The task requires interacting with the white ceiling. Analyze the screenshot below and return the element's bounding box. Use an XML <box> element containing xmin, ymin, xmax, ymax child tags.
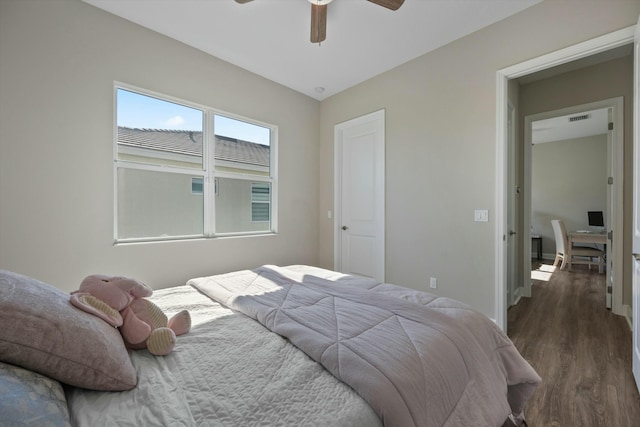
<box><xmin>532</xmin><ymin>108</ymin><xmax>609</xmax><ymax>145</ymax></box>
<box><xmin>83</xmin><ymin>0</ymin><xmax>607</xmax><ymax>143</ymax></box>
<box><xmin>83</xmin><ymin>0</ymin><xmax>541</xmax><ymax>100</ymax></box>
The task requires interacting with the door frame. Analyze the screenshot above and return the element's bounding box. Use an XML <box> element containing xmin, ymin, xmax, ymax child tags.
<box><xmin>507</xmin><ymin>101</ymin><xmax>519</xmax><ymax>306</ymax></box>
<box><xmin>631</xmin><ymin>14</ymin><xmax>640</xmax><ymax>395</ymax></box>
<box><xmin>495</xmin><ymin>25</ymin><xmax>636</xmax><ymax>331</ymax></box>
<box><xmin>522</xmin><ymin>99</ymin><xmax>623</xmax><ymax>311</ymax></box>
<box><xmin>334</xmin><ymin>109</ymin><xmax>386</xmax><ymax>280</ymax></box>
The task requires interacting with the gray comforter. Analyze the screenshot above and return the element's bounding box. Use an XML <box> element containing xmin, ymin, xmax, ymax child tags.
<box><xmin>189</xmin><ymin>265</ymin><xmax>541</xmax><ymax>427</ymax></box>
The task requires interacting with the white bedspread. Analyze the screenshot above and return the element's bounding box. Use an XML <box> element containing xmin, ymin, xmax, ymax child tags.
<box><xmin>65</xmin><ymin>283</ymin><xmax>381</xmax><ymax>426</ymax></box>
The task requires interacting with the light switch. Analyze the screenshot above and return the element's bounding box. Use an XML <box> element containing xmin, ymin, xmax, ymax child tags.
<box><xmin>474</xmin><ymin>210</ymin><xmax>489</xmax><ymax>222</ymax></box>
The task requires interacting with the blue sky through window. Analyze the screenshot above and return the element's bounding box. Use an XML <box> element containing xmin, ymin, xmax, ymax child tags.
<box><xmin>117</xmin><ymin>89</ymin><xmax>270</xmax><ymax>146</ymax></box>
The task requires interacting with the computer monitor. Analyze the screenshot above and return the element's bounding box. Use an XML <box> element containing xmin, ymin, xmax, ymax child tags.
<box><xmin>588</xmin><ymin>211</ymin><xmax>604</xmax><ymax>227</ymax></box>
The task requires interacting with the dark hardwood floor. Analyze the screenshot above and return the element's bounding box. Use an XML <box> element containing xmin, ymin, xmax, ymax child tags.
<box><xmin>507</xmin><ymin>261</ymin><xmax>640</xmax><ymax>426</ymax></box>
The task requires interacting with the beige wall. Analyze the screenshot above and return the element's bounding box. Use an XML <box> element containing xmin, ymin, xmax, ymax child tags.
<box><xmin>532</xmin><ymin>135</ymin><xmax>608</xmax><ymax>255</ymax></box>
<box><xmin>1</xmin><ymin>0</ymin><xmax>638</xmax><ymax>319</ymax></box>
<box><xmin>318</xmin><ymin>0</ymin><xmax>639</xmax><ymax>317</ymax></box>
<box><xmin>519</xmin><ymin>54</ymin><xmax>634</xmax><ymax>306</ymax></box>
<box><xmin>0</xmin><ymin>0</ymin><xmax>320</xmax><ymax>291</ymax></box>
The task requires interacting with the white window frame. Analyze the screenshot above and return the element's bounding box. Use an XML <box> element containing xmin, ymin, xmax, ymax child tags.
<box><xmin>113</xmin><ymin>82</ymin><xmax>278</xmax><ymax>243</ymax></box>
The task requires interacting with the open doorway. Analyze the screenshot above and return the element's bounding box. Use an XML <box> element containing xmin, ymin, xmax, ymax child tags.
<box><xmin>524</xmin><ymin>101</ymin><xmax>621</xmax><ymax>311</ymax></box>
<box><xmin>494</xmin><ymin>26</ymin><xmax>635</xmax><ymax>332</ymax></box>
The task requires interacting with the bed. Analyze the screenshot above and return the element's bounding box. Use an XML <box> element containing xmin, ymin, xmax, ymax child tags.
<box><xmin>0</xmin><ymin>265</ymin><xmax>540</xmax><ymax>426</ymax></box>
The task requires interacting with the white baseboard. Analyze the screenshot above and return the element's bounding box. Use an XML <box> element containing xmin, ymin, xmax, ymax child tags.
<box><xmin>513</xmin><ymin>286</ymin><xmax>523</xmax><ymax>306</ymax></box>
<box><xmin>539</xmin><ymin>253</ymin><xmax>555</xmax><ymax>261</ymax></box>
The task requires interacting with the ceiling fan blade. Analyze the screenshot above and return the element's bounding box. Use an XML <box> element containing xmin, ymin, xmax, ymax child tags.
<box><xmin>310</xmin><ymin>3</ymin><xmax>327</xmax><ymax>43</ymax></box>
<box><xmin>235</xmin><ymin>0</ymin><xmax>254</xmax><ymax>3</ymax></box>
<box><xmin>367</xmin><ymin>0</ymin><xmax>404</xmax><ymax>11</ymax></box>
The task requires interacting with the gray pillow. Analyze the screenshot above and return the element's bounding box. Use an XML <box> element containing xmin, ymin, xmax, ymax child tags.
<box><xmin>0</xmin><ymin>361</ymin><xmax>71</xmax><ymax>427</ymax></box>
<box><xmin>0</xmin><ymin>270</ymin><xmax>137</xmax><ymax>391</ymax></box>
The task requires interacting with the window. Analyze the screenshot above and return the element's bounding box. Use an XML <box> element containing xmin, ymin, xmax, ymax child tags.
<box><xmin>191</xmin><ymin>178</ymin><xmax>203</xmax><ymax>195</ymax></box>
<box><xmin>251</xmin><ymin>182</ymin><xmax>270</xmax><ymax>222</ymax></box>
<box><xmin>114</xmin><ymin>84</ymin><xmax>276</xmax><ymax>242</ymax></box>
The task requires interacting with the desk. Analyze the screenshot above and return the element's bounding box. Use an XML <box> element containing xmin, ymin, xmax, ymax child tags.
<box><xmin>567</xmin><ymin>231</ymin><xmax>607</xmax><ymax>273</ymax></box>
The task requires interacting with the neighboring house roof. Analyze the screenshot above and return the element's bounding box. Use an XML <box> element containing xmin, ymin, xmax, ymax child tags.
<box><xmin>117</xmin><ymin>127</ymin><xmax>270</xmax><ymax>167</ymax></box>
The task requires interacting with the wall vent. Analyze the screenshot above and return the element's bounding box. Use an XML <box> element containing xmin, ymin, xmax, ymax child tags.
<box><xmin>568</xmin><ymin>114</ymin><xmax>590</xmax><ymax>122</ymax></box>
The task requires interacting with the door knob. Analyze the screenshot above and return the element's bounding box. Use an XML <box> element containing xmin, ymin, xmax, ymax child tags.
<box><xmin>342</xmin><ymin>226</ymin><xmax>348</xmax><ymax>230</ymax></box>
<box><xmin>509</xmin><ymin>230</ymin><xmax>517</xmax><ymax>236</ymax></box>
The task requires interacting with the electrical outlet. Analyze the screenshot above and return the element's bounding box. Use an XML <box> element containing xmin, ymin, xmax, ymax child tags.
<box><xmin>429</xmin><ymin>277</ymin><xmax>437</xmax><ymax>289</ymax></box>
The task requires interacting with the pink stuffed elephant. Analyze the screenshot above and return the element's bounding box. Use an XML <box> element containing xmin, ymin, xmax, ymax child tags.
<box><xmin>70</xmin><ymin>275</ymin><xmax>191</xmax><ymax>356</ymax></box>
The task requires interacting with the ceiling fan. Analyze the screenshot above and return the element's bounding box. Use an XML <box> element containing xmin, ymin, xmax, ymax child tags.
<box><xmin>235</xmin><ymin>0</ymin><xmax>405</xmax><ymax>44</ymax></box>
